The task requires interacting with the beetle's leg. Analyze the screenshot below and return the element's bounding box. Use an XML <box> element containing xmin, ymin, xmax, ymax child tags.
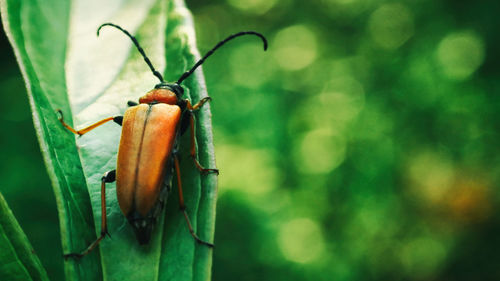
<box><xmin>187</xmin><ymin>97</ymin><xmax>212</xmax><ymax>111</ymax></box>
<box><xmin>174</xmin><ymin>155</ymin><xmax>214</xmax><ymax>248</ymax></box>
<box><xmin>184</xmin><ymin>98</ymin><xmax>219</xmax><ymax>175</ymax></box>
<box><xmin>57</xmin><ymin>109</ymin><xmax>123</xmax><ymax>136</ymax></box>
<box><xmin>127</xmin><ymin>101</ymin><xmax>139</xmax><ymax>106</ymax></box>
<box><xmin>64</xmin><ymin>170</ymin><xmax>116</xmax><ymax>259</ymax></box>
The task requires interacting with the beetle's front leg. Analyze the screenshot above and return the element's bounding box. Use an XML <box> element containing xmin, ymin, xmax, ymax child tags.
<box><xmin>57</xmin><ymin>109</ymin><xmax>123</xmax><ymax>136</ymax></box>
<box><xmin>64</xmin><ymin>170</ymin><xmax>116</xmax><ymax>259</ymax></box>
<box><xmin>187</xmin><ymin>97</ymin><xmax>211</xmax><ymax>111</ymax></box>
<box><xmin>184</xmin><ymin>98</ymin><xmax>219</xmax><ymax>175</ymax></box>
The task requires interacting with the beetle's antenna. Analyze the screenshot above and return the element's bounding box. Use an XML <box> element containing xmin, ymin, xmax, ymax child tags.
<box><xmin>97</xmin><ymin>23</ymin><xmax>164</xmax><ymax>83</ymax></box>
<box><xmin>177</xmin><ymin>31</ymin><xmax>267</xmax><ymax>84</ymax></box>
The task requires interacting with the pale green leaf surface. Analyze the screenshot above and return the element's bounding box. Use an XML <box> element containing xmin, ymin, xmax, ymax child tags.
<box><xmin>1</xmin><ymin>0</ymin><xmax>103</xmax><ymax>280</ymax></box>
<box><xmin>2</xmin><ymin>0</ymin><xmax>217</xmax><ymax>280</ymax></box>
<box><xmin>0</xmin><ymin>193</ymin><xmax>50</xmax><ymax>281</ymax></box>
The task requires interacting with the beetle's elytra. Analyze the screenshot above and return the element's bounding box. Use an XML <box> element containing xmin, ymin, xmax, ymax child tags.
<box><xmin>58</xmin><ymin>23</ymin><xmax>267</xmax><ymax>259</ymax></box>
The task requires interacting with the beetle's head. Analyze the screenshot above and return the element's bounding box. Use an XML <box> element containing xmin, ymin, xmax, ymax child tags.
<box><xmin>138</xmin><ymin>83</ymin><xmax>183</xmax><ymax>105</ymax></box>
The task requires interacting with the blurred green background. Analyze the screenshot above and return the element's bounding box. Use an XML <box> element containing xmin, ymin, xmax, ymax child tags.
<box><xmin>1</xmin><ymin>0</ymin><xmax>500</xmax><ymax>280</ymax></box>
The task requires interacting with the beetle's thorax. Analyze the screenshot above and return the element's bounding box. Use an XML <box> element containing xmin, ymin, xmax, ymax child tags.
<box><xmin>139</xmin><ymin>88</ymin><xmax>178</xmax><ymax>105</ymax></box>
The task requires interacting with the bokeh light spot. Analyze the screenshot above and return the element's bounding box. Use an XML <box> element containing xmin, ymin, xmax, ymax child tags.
<box><xmin>229</xmin><ymin>43</ymin><xmax>270</xmax><ymax>88</ymax></box>
<box><xmin>273</xmin><ymin>25</ymin><xmax>317</xmax><ymax>71</ymax></box>
<box><xmin>447</xmin><ymin>180</ymin><xmax>492</xmax><ymax>223</ymax></box>
<box><xmin>296</xmin><ymin>129</ymin><xmax>346</xmax><ymax>174</ymax></box>
<box><xmin>436</xmin><ymin>31</ymin><xmax>485</xmax><ymax>80</ymax></box>
<box><xmin>400</xmin><ymin>237</ymin><xmax>447</xmax><ymax>278</ymax></box>
<box><xmin>407</xmin><ymin>151</ymin><xmax>455</xmax><ymax>204</ymax></box>
<box><xmin>368</xmin><ymin>3</ymin><xmax>414</xmax><ymax>49</ymax></box>
<box><xmin>227</xmin><ymin>0</ymin><xmax>277</xmax><ymax>15</ymax></box>
<box><xmin>278</xmin><ymin>218</ymin><xmax>325</xmax><ymax>264</ymax></box>
<box><xmin>318</xmin><ymin>76</ymin><xmax>365</xmax><ymax>125</ymax></box>
<box><xmin>216</xmin><ymin>144</ymin><xmax>279</xmax><ymax>196</ymax></box>
<box><xmin>330</xmin><ymin>0</ymin><xmax>356</xmax><ymax>4</ymax></box>
<box><xmin>287</xmin><ymin>75</ymin><xmax>365</xmax><ymax>139</ymax></box>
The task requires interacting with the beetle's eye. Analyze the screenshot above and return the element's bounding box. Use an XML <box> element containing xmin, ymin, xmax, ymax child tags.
<box><xmin>127</xmin><ymin>101</ymin><xmax>139</xmax><ymax>107</ymax></box>
<box><xmin>174</xmin><ymin>84</ymin><xmax>184</xmax><ymax>96</ymax></box>
<box><xmin>173</xmin><ymin>84</ymin><xmax>184</xmax><ymax>96</ymax></box>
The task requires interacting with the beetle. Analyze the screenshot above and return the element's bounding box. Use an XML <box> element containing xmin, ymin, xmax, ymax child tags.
<box><xmin>58</xmin><ymin>23</ymin><xmax>267</xmax><ymax>258</ymax></box>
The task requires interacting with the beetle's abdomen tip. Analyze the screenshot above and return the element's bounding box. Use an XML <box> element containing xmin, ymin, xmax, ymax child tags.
<box><xmin>127</xmin><ymin>212</ymin><xmax>154</xmax><ymax>244</ymax></box>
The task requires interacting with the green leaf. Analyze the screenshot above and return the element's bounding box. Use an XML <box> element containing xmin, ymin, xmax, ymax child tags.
<box><xmin>1</xmin><ymin>0</ymin><xmax>218</xmax><ymax>280</ymax></box>
<box><xmin>0</xmin><ymin>192</ymin><xmax>50</xmax><ymax>281</ymax></box>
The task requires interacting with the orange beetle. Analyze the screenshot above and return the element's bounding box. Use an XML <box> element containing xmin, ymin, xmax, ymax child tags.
<box><xmin>58</xmin><ymin>23</ymin><xmax>267</xmax><ymax>258</ymax></box>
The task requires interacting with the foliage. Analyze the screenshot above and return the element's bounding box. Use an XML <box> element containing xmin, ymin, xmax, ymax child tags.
<box><xmin>1</xmin><ymin>0</ymin><xmax>217</xmax><ymax>280</ymax></box>
<box><xmin>0</xmin><ymin>193</ymin><xmax>49</xmax><ymax>281</ymax></box>
<box><xmin>1</xmin><ymin>0</ymin><xmax>500</xmax><ymax>281</ymax></box>
<box><xmin>189</xmin><ymin>0</ymin><xmax>500</xmax><ymax>281</ymax></box>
